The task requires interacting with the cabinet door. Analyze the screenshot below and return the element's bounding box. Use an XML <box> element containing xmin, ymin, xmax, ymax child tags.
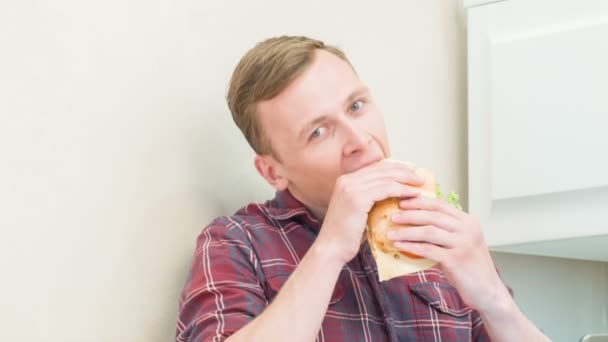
<box><xmin>467</xmin><ymin>0</ymin><xmax>608</xmax><ymax>256</ymax></box>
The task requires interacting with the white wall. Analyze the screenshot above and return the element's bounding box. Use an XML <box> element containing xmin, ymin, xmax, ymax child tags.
<box><xmin>1</xmin><ymin>0</ymin><xmax>605</xmax><ymax>341</ymax></box>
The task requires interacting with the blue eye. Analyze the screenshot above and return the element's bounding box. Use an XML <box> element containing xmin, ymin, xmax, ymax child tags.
<box><xmin>311</xmin><ymin>127</ymin><xmax>326</xmax><ymax>139</ymax></box>
<box><xmin>350</xmin><ymin>100</ymin><xmax>363</xmax><ymax>111</ymax></box>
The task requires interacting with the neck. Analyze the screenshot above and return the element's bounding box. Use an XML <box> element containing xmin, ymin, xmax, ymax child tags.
<box><xmin>308</xmin><ymin>206</ymin><xmax>326</xmax><ymax>223</ymax></box>
<box><xmin>285</xmin><ymin>186</ymin><xmax>327</xmax><ymax>223</ymax></box>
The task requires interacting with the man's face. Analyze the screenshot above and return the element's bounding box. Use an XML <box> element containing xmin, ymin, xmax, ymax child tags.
<box><xmin>257</xmin><ymin>50</ymin><xmax>390</xmax><ymax>216</ymax></box>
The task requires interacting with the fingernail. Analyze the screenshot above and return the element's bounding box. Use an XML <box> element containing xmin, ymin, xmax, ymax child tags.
<box><xmin>386</xmin><ymin>231</ymin><xmax>397</xmax><ymax>239</ymax></box>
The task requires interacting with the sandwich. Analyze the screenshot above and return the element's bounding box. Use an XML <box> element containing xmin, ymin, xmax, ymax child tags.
<box><xmin>366</xmin><ymin>162</ymin><xmax>462</xmax><ymax>281</ymax></box>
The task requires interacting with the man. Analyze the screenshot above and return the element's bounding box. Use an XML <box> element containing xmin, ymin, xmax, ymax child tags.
<box><xmin>176</xmin><ymin>36</ymin><xmax>549</xmax><ymax>341</ymax></box>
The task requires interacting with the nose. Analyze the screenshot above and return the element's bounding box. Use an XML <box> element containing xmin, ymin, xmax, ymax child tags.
<box><xmin>342</xmin><ymin>120</ymin><xmax>372</xmax><ymax>157</ymax></box>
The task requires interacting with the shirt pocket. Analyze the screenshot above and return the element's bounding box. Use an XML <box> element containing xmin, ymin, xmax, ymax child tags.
<box><xmin>265</xmin><ymin>274</ymin><xmax>345</xmax><ymax>305</ymax></box>
<box><xmin>409</xmin><ymin>282</ymin><xmax>472</xmax><ymax>317</ymax></box>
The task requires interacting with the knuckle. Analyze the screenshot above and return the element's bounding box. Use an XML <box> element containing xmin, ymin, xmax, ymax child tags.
<box><xmin>335</xmin><ymin>175</ymin><xmax>348</xmax><ymax>188</ymax></box>
<box><xmin>472</xmin><ymin>229</ymin><xmax>485</xmax><ymax>245</ymax></box>
<box><xmin>438</xmin><ymin>252</ymin><xmax>451</xmax><ymax>266</ymax></box>
<box><xmin>343</xmin><ymin>184</ymin><xmax>355</xmax><ymax>195</ymax></box>
<box><xmin>417</xmin><ymin>243</ymin><xmax>429</xmax><ymax>254</ymax></box>
<box><xmin>404</xmin><ymin>228</ymin><xmax>417</xmax><ymax>239</ymax></box>
<box><xmin>451</xmin><ymin>247</ymin><xmax>466</xmax><ymax>262</ymax></box>
<box><xmin>392</xmin><ymin>229</ymin><xmax>404</xmax><ymax>239</ymax></box>
<box><xmin>337</xmin><ymin>180</ymin><xmax>355</xmax><ymax>196</ymax></box>
<box><xmin>462</xmin><ymin>238</ymin><xmax>474</xmax><ymax>251</ymax></box>
<box><xmin>435</xmin><ymin>199</ymin><xmax>449</xmax><ymax>211</ymax></box>
<box><xmin>404</xmin><ymin>184</ymin><xmax>419</xmax><ymax>194</ymax></box>
<box><xmin>426</xmin><ymin>227</ymin><xmax>438</xmax><ymax>240</ymax></box>
<box><xmin>467</xmin><ymin>219</ymin><xmax>484</xmax><ymax>241</ymax></box>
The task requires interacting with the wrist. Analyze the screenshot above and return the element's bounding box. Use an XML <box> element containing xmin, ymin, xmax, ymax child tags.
<box><xmin>477</xmin><ymin>285</ymin><xmax>549</xmax><ymax>341</ymax></box>
<box><xmin>311</xmin><ymin>236</ymin><xmax>348</xmax><ymax>272</ymax></box>
<box><xmin>478</xmin><ymin>285</ymin><xmax>519</xmax><ymax>323</ymax></box>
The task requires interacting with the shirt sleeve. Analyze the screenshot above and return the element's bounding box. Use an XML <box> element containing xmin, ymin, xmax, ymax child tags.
<box><xmin>176</xmin><ymin>218</ymin><xmax>267</xmax><ymax>342</ymax></box>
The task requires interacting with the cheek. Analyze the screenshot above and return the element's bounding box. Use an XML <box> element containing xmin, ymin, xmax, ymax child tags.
<box><xmin>361</xmin><ymin>109</ymin><xmax>388</xmax><ymax>147</ymax></box>
<box><xmin>287</xmin><ymin>151</ymin><xmax>344</xmax><ymax>186</ymax></box>
<box><xmin>299</xmin><ymin>137</ymin><xmax>345</xmax><ymax>166</ymax></box>
<box><xmin>299</xmin><ymin>155</ymin><xmax>343</xmax><ymax>178</ymax></box>
<box><xmin>362</xmin><ymin>108</ymin><xmax>387</xmax><ymax>135</ymax></box>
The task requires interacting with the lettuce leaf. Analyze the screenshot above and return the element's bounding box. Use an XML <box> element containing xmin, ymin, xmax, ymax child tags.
<box><xmin>434</xmin><ymin>184</ymin><xmax>463</xmax><ymax>210</ymax></box>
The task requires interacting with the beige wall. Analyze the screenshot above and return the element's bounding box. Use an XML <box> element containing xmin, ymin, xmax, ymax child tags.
<box><xmin>1</xmin><ymin>0</ymin><xmax>605</xmax><ymax>341</ymax></box>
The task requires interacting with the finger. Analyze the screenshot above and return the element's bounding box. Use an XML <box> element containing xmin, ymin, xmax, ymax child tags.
<box><xmin>393</xmin><ymin>241</ymin><xmax>447</xmax><ymax>263</ymax></box>
<box><xmin>379</xmin><ymin>160</ymin><xmax>425</xmax><ymax>185</ymax></box>
<box><xmin>386</xmin><ymin>225</ymin><xmax>457</xmax><ymax>248</ymax></box>
<box><xmin>361</xmin><ymin>180</ymin><xmax>421</xmax><ymax>203</ymax></box>
<box><xmin>359</xmin><ymin>167</ymin><xmax>424</xmax><ymax>187</ymax></box>
<box><xmin>356</xmin><ymin>160</ymin><xmax>425</xmax><ymax>186</ymax></box>
<box><xmin>391</xmin><ymin>209</ymin><xmax>460</xmax><ymax>232</ymax></box>
<box><xmin>399</xmin><ymin>196</ymin><xmax>465</xmax><ymax>220</ymax></box>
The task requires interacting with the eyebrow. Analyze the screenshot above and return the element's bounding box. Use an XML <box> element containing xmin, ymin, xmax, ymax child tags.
<box><xmin>298</xmin><ymin>86</ymin><xmax>370</xmax><ymax>141</ymax></box>
<box><xmin>344</xmin><ymin>86</ymin><xmax>370</xmax><ymax>109</ymax></box>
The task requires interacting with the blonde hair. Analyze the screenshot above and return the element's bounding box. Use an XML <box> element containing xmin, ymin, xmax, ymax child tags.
<box><xmin>226</xmin><ymin>36</ymin><xmax>352</xmax><ymax>157</ymax></box>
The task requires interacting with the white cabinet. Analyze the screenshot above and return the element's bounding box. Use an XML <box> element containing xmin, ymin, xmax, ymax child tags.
<box><xmin>466</xmin><ymin>0</ymin><xmax>608</xmax><ymax>260</ymax></box>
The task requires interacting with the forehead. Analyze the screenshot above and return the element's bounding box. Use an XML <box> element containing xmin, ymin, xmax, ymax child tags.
<box><xmin>257</xmin><ymin>50</ymin><xmax>363</xmax><ymax>146</ymax></box>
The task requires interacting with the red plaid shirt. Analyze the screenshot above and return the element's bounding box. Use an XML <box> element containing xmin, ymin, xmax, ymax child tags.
<box><xmin>176</xmin><ymin>190</ymin><xmax>493</xmax><ymax>341</ymax></box>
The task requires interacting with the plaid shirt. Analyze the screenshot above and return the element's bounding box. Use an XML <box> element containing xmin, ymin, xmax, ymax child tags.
<box><xmin>176</xmin><ymin>190</ymin><xmax>493</xmax><ymax>341</ymax></box>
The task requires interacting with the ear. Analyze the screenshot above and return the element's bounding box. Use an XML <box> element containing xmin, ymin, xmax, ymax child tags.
<box><xmin>254</xmin><ymin>154</ymin><xmax>289</xmax><ymax>191</ymax></box>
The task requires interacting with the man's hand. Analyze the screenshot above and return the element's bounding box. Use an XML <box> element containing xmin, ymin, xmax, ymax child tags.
<box><xmin>386</xmin><ymin>195</ymin><xmax>550</xmax><ymax>341</ymax></box>
<box><xmin>317</xmin><ymin>160</ymin><xmax>425</xmax><ymax>266</ymax></box>
<box><xmin>387</xmin><ymin>196</ymin><xmax>507</xmax><ymax>312</ymax></box>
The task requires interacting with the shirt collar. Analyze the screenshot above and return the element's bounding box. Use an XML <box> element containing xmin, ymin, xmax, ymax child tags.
<box><xmin>265</xmin><ymin>189</ymin><xmax>321</xmax><ymax>229</ymax></box>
